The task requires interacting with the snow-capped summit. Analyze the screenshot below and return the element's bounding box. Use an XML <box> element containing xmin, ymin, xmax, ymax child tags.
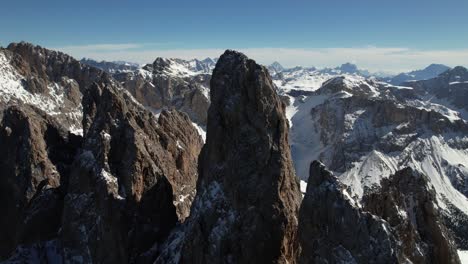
<box><xmin>145</xmin><ymin>57</ymin><xmax>215</xmax><ymax>77</ymax></box>
<box><xmin>267</xmin><ymin>61</ymin><xmax>285</xmax><ymax>74</ymax></box>
<box><xmin>328</xmin><ymin>63</ymin><xmax>371</xmax><ymax>76</ymax></box>
<box><xmin>201</xmin><ymin>57</ymin><xmax>216</xmax><ymax>67</ymax></box>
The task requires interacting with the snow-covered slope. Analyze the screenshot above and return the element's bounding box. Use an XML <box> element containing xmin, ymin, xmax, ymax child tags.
<box><xmin>271</xmin><ymin>63</ymin><xmax>371</xmax><ymax>93</ymax></box>
<box><xmin>285</xmin><ymin>73</ymin><xmax>468</xmax><ymax>249</ymax></box>
<box><xmin>146</xmin><ymin>57</ymin><xmax>215</xmax><ymax>78</ymax></box>
<box><xmin>0</xmin><ymin>49</ymin><xmax>83</xmax><ymax>134</ymax></box>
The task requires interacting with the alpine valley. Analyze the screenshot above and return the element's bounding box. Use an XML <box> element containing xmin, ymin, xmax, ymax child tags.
<box><xmin>1</xmin><ymin>42</ymin><xmax>468</xmax><ymax>263</ymax></box>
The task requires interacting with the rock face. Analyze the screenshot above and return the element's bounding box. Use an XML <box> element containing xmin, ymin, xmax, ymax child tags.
<box><xmin>114</xmin><ymin>58</ymin><xmax>212</xmax><ymax>126</ymax></box>
<box><xmin>363</xmin><ymin>168</ymin><xmax>461</xmax><ymax>264</ymax></box>
<box><xmin>404</xmin><ymin>66</ymin><xmax>468</xmax><ymax>114</ymax></box>
<box><xmin>298</xmin><ymin>161</ymin><xmax>399</xmax><ymax>264</ymax></box>
<box><xmin>0</xmin><ymin>43</ymin><xmax>204</xmax><ymax>263</ymax></box>
<box><xmin>0</xmin><ymin>104</ymin><xmax>81</xmax><ymax>260</ymax></box>
<box><xmin>157</xmin><ymin>50</ymin><xmax>302</xmax><ymax>263</ymax></box>
<box><xmin>60</xmin><ymin>82</ymin><xmax>203</xmax><ymax>263</ymax></box>
<box><xmin>1</xmin><ymin>42</ymin><xmax>114</xmax><ymax>133</ymax></box>
<box><xmin>299</xmin><ymin>161</ymin><xmax>462</xmax><ymax>264</ymax></box>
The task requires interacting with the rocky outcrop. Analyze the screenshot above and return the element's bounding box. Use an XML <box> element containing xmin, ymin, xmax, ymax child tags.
<box><xmin>1</xmin><ymin>42</ymin><xmax>115</xmax><ymax>132</ymax></box>
<box><xmin>0</xmin><ymin>104</ymin><xmax>81</xmax><ymax>259</ymax></box>
<box><xmin>298</xmin><ymin>161</ymin><xmax>400</xmax><ymax>264</ymax></box>
<box><xmin>157</xmin><ymin>50</ymin><xmax>301</xmax><ymax>263</ymax></box>
<box><xmin>363</xmin><ymin>168</ymin><xmax>461</xmax><ymax>264</ymax></box>
<box><xmin>299</xmin><ymin>161</ymin><xmax>462</xmax><ymax>264</ymax></box>
<box><xmin>7</xmin><ymin>42</ymin><xmax>112</xmax><ymax>91</ymax></box>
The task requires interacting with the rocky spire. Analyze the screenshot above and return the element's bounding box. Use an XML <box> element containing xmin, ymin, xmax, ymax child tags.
<box><xmin>158</xmin><ymin>50</ymin><xmax>302</xmax><ymax>263</ymax></box>
<box><xmin>61</xmin><ymin>82</ymin><xmax>204</xmax><ymax>263</ymax></box>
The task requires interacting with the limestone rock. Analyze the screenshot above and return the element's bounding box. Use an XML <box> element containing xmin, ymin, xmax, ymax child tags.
<box><xmin>157</xmin><ymin>50</ymin><xmax>302</xmax><ymax>264</ymax></box>
<box><xmin>298</xmin><ymin>161</ymin><xmax>399</xmax><ymax>264</ymax></box>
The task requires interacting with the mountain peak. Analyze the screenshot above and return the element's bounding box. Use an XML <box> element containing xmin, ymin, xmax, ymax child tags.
<box><xmin>425</xmin><ymin>63</ymin><xmax>450</xmax><ymax>70</ymax></box>
<box><xmin>157</xmin><ymin>49</ymin><xmax>301</xmax><ymax>263</ymax></box>
<box><xmin>201</xmin><ymin>57</ymin><xmax>215</xmax><ymax>65</ymax></box>
<box><xmin>389</xmin><ymin>63</ymin><xmax>452</xmax><ymax>85</ymax></box>
<box><xmin>269</xmin><ymin>61</ymin><xmax>285</xmax><ymax>72</ymax></box>
<box><xmin>338</xmin><ymin>62</ymin><xmax>359</xmax><ymax>73</ymax></box>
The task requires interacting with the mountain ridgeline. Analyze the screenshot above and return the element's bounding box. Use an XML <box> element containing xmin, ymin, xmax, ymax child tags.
<box><xmin>0</xmin><ymin>42</ymin><xmax>466</xmax><ymax>263</ymax></box>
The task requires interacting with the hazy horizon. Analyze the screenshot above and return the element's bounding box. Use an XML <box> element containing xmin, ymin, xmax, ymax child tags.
<box><xmin>2</xmin><ymin>0</ymin><xmax>468</xmax><ymax>72</ymax></box>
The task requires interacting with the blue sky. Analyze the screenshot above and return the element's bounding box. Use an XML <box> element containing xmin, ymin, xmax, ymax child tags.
<box><xmin>1</xmin><ymin>0</ymin><xmax>468</xmax><ymax>72</ymax></box>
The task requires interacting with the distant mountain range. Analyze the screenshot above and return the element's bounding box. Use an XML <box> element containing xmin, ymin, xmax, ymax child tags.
<box><xmin>79</xmin><ymin>58</ymin><xmax>140</xmax><ymax>73</ymax></box>
<box><xmin>80</xmin><ymin>57</ymin><xmax>452</xmax><ymax>86</ymax></box>
<box><xmin>386</xmin><ymin>63</ymin><xmax>452</xmax><ymax>85</ymax></box>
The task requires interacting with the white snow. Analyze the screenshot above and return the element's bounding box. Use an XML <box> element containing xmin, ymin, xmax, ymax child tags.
<box><xmin>191</xmin><ymin>122</ymin><xmax>206</xmax><ymax>142</ymax></box>
<box><xmin>289</xmin><ymin>94</ymin><xmax>329</xmax><ymax>180</ymax></box>
<box><xmin>102</xmin><ymin>131</ymin><xmax>111</xmax><ymax>141</ymax></box>
<box><xmin>137</xmin><ymin>68</ymin><xmax>153</xmax><ymax>80</ymax></box>
<box><xmin>156</xmin><ymin>58</ymin><xmax>215</xmax><ymax>78</ymax></box>
<box><xmin>300</xmin><ymin>180</ymin><xmax>307</xmax><ymax>194</ymax></box>
<box><xmin>176</xmin><ymin>140</ymin><xmax>184</xmax><ymax>150</ymax></box>
<box><xmin>199</xmin><ymin>84</ymin><xmax>210</xmax><ymax>100</ymax></box>
<box><xmin>70</xmin><ymin>128</ymin><xmax>84</xmax><ymax>136</ymax></box>
<box><xmin>340</xmin><ymin>150</ymin><xmax>398</xmax><ymax>197</ymax></box>
<box><xmin>100</xmin><ymin>169</ymin><xmax>125</xmax><ymax>200</ymax></box>
<box><xmin>459</xmin><ymin>250</ymin><xmax>468</xmax><ymax>264</ymax></box>
<box><xmin>449</xmin><ymin>81</ymin><xmax>468</xmax><ymax>85</ymax></box>
<box><xmin>408</xmin><ymin>99</ymin><xmax>464</xmax><ymax>122</ymax></box>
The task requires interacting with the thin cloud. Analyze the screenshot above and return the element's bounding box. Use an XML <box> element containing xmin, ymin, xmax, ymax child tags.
<box><xmin>57</xmin><ymin>43</ymin><xmax>143</xmax><ymax>52</ymax></box>
<box><xmin>55</xmin><ymin>42</ymin><xmax>182</xmax><ymax>53</ymax></box>
<box><xmin>53</xmin><ymin>44</ymin><xmax>468</xmax><ymax>73</ymax></box>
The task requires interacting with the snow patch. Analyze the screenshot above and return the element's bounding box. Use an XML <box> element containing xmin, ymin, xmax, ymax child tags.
<box><xmin>0</xmin><ymin>51</ymin><xmax>83</xmax><ymax>132</ymax></box>
<box><xmin>459</xmin><ymin>250</ymin><xmax>468</xmax><ymax>264</ymax></box>
<box><xmin>191</xmin><ymin>122</ymin><xmax>206</xmax><ymax>142</ymax></box>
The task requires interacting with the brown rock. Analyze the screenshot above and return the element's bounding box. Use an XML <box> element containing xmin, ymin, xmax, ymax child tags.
<box><xmin>298</xmin><ymin>161</ymin><xmax>399</xmax><ymax>264</ymax></box>
<box><xmin>363</xmin><ymin>168</ymin><xmax>461</xmax><ymax>264</ymax></box>
<box><xmin>0</xmin><ymin>105</ymin><xmax>80</xmax><ymax>259</ymax></box>
<box><xmin>61</xmin><ymin>82</ymin><xmax>203</xmax><ymax>263</ymax></box>
<box><xmin>157</xmin><ymin>50</ymin><xmax>302</xmax><ymax>264</ymax></box>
